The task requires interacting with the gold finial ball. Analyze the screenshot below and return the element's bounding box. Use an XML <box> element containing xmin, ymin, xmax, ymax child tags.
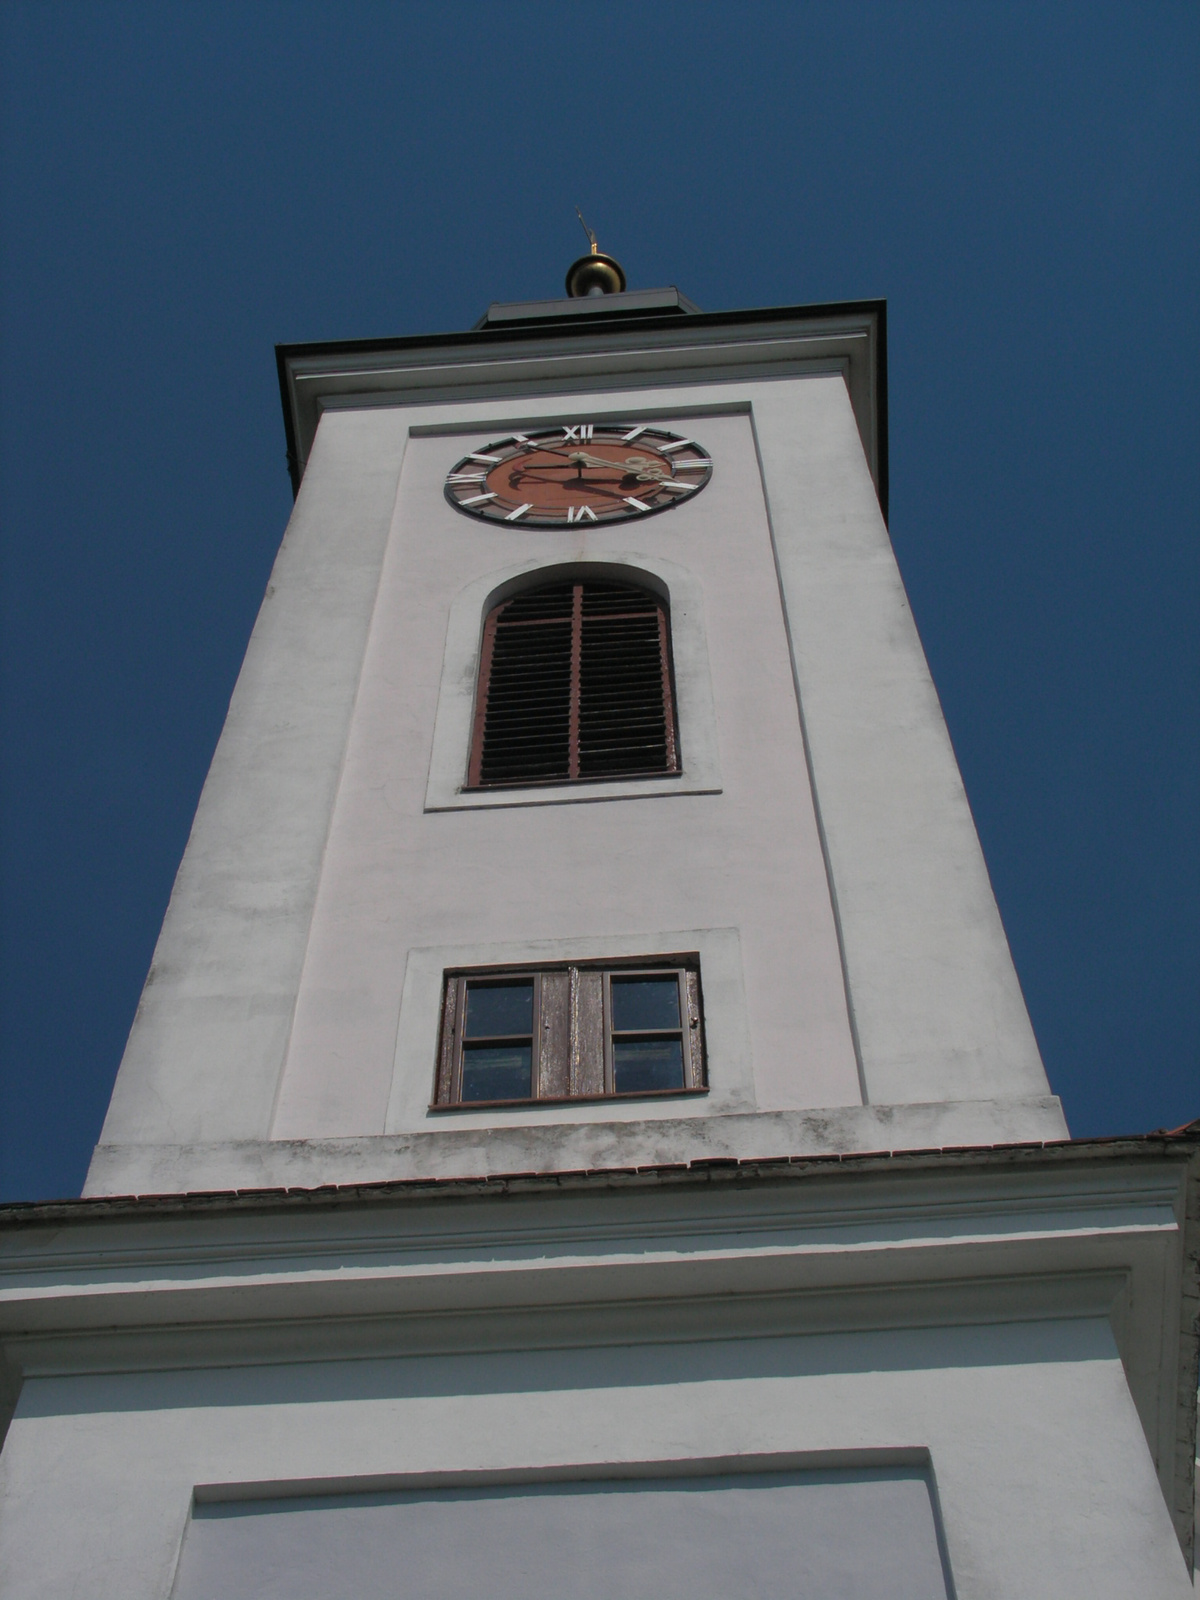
<box><xmin>565</xmin><ymin>252</ymin><xmax>627</xmax><ymax>298</ymax></box>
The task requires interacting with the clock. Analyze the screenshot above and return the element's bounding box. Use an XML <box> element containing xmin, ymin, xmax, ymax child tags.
<box><xmin>444</xmin><ymin>424</ymin><xmax>712</xmax><ymax>527</ymax></box>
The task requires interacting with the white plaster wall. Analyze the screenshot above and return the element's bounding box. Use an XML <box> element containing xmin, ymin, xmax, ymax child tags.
<box><xmin>272</xmin><ymin>409</ymin><xmax>858</xmax><ymax>1139</ymax></box>
<box><xmin>173</xmin><ymin>1469</ymin><xmax>950</xmax><ymax>1598</ymax></box>
<box><xmin>0</xmin><ymin>1322</ymin><xmax>1190</xmax><ymax>1598</ymax></box>
<box><xmin>92</xmin><ymin>409</ymin><xmax>409</xmax><ymax>1150</ymax></box>
<box><xmin>751</xmin><ymin>384</ymin><xmax>1048</xmax><ymax>1106</ymax></box>
<box><xmin>88</xmin><ymin>366</ymin><xmax>1063</xmax><ymax>1195</ymax></box>
<box><xmin>81</xmin><ymin>1097</ymin><xmax>1073</xmax><ymax>1196</ymax></box>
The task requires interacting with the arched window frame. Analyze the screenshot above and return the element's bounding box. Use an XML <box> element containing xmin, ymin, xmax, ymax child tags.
<box><xmin>466</xmin><ymin>576</ymin><xmax>680</xmax><ymax>791</ymax></box>
<box><xmin>423</xmin><ymin>558</ymin><xmax>723</xmax><ymax>813</ymax></box>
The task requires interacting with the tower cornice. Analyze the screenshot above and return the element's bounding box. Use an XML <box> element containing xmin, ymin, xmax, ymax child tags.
<box><xmin>275</xmin><ymin>298</ymin><xmax>888</xmax><ymax>519</ymax></box>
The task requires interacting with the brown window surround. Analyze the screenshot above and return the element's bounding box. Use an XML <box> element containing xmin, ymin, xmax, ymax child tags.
<box><xmin>432</xmin><ymin>959</ymin><xmax>706</xmax><ymax>1109</ymax></box>
<box><xmin>467</xmin><ymin>578</ymin><xmax>679</xmax><ymax>790</ymax></box>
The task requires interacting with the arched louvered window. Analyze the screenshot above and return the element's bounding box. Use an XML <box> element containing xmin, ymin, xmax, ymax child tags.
<box><xmin>467</xmin><ymin>578</ymin><xmax>679</xmax><ymax>789</ymax></box>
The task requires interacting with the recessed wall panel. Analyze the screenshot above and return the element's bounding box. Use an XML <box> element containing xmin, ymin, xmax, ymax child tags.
<box><xmin>174</xmin><ymin>1467</ymin><xmax>952</xmax><ymax>1600</ymax></box>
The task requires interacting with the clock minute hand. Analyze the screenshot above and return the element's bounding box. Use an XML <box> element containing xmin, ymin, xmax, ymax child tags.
<box><xmin>511</xmin><ymin>441</ymin><xmax>670</xmax><ymax>483</ymax></box>
<box><xmin>568</xmin><ymin>450</ymin><xmax>669</xmax><ymax>483</ymax></box>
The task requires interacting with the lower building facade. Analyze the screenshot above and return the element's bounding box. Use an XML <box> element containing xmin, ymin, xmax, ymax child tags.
<box><xmin>1</xmin><ymin>1138</ymin><xmax>1195</xmax><ymax>1598</ymax></box>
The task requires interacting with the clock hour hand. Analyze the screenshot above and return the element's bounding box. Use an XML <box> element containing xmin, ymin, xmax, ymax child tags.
<box><xmin>563</xmin><ymin>481</ymin><xmax>630</xmax><ymax>502</ymax></box>
<box><xmin>510</xmin><ymin>470</ymin><xmax>630</xmax><ymax>502</ymax></box>
<box><xmin>511</xmin><ymin>454</ymin><xmax>644</xmax><ymax>479</ymax></box>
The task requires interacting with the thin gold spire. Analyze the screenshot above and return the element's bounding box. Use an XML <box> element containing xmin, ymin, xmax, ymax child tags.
<box><xmin>566</xmin><ymin>210</ymin><xmax>626</xmax><ymax>297</ymax></box>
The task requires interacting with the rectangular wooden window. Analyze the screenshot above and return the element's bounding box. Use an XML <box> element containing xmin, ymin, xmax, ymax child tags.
<box><xmin>433</xmin><ymin>959</ymin><xmax>706</xmax><ymax>1108</ymax></box>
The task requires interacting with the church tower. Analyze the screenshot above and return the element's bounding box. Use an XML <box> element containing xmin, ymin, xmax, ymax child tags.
<box><xmin>0</xmin><ymin>260</ymin><xmax>1194</xmax><ymax>1598</ymax></box>
<box><xmin>84</xmin><ymin>271</ymin><xmax>1066</xmax><ymax>1194</ymax></box>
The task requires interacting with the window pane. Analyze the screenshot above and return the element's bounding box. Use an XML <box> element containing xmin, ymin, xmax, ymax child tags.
<box><xmin>613</xmin><ymin>1038</ymin><xmax>684</xmax><ymax>1093</ymax></box>
<box><xmin>464</xmin><ymin>982</ymin><xmax>533</xmax><ymax>1038</ymax></box>
<box><xmin>611</xmin><ymin>976</ymin><xmax>680</xmax><ymax>1032</ymax></box>
<box><xmin>461</xmin><ymin>1045</ymin><xmax>532</xmax><ymax>1102</ymax></box>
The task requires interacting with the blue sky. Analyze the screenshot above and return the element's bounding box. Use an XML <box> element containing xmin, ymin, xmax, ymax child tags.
<box><xmin>1</xmin><ymin>2</ymin><xmax>1196</xmax><ymax>1201</ymax></box>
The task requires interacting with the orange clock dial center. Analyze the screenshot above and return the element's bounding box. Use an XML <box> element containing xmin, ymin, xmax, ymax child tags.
<box><xmin>488</xmin><ymin>441</ymin><xmax>674</xmax><ymax>511</ymax></box>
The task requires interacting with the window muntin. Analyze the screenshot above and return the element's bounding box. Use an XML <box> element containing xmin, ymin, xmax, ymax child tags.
<box><xmin>467</xmin><ymin>579</ymin><xmax>679</xmax><ymax>789</ymax></box>
<box><xmin>434</xmin><ymin>961</ymin><xmax>705</xmax><ymax>1108</ymax></box>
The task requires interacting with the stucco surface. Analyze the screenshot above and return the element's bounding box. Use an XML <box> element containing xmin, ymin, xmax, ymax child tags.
<box><xmin>88</xmin><ymin>357</ymin><xmax>1063</xmax><ymax>1195</ymax></box>
<box><xmin>13</xmin><ymin>1136</ymin><xmax>1198</xmax><ymax>1591</ymax></box>
<box><xmin>172</xmin><ymin>1468</ymin><xmax>950</xmax><ymax>1599</ymax></box>
<box><xmin>91</xmin><ymin>409</ymin><xmax>409</xmax><ymax>1150</ymax></box>
<box><xmin>752</xmin><ymin>384</ymin><xmax>1048</xmax><ymax>1106</ymax></box>
<box><xmin>0</xmin><ymin>1323</ymin><xmax>1190</xmax><ymax>1599</ymax></box>
<box><xmin>274</xmin><ymin>409</ymin><xmax>858</xmax><ymax>1138</ymax></box>
<box><xmin>83</xmin><ymin>1097</ymin><xmax>1067</xmax><ymax>1195</ymax></box>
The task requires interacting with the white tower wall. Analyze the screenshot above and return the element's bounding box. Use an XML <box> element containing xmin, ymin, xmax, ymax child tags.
<box><xmin>85</xmin><ymin>312</ymin><xmax>1065</xmax><ymax>1197</ymax></box>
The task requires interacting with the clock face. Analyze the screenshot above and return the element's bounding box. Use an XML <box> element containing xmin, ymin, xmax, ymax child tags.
<box><xmin>444</xmin><ymin>424</ymin><xmax>712</xmax><ymax>527</ymax></box>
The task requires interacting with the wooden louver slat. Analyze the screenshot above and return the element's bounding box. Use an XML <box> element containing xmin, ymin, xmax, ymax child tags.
<box><xmin>468</xmin><ymin>579</ymin><xmax>678</xmax><ymax>788</ymax></box>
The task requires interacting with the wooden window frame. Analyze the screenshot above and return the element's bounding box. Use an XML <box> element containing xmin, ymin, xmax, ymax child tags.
<box><xmin>466</xmin><ymin>579</ymin><xmax>680</xmax><ymax>791</ymax></box>
<box><xmin>432</xmin><ymin>957</ymin><xmax>706</xmax><ymax>1110</ymax></box>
